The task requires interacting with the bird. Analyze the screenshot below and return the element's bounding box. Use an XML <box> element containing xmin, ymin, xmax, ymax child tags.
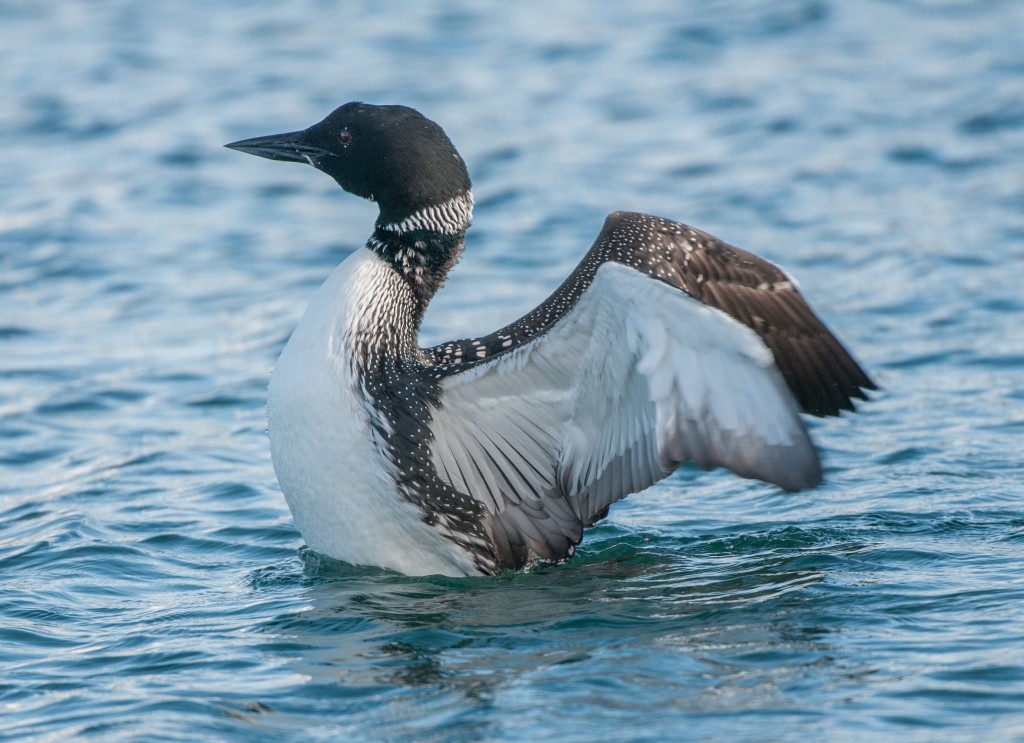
<box><xmin>225</xmin><ymin>102</ymin><xmax>875</xmax><ymax>578</ymax></box>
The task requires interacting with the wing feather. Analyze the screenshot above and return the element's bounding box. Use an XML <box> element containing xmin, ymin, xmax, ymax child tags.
<box><xmin>421</xmin><ymin>212</ymin><xmax>873</xmax><ymax>568</ymax></box>
<box><xmin>426</xmin><ymin>211</ymin><xmax>876</xmax><ymax>417</ymax></box>
<box><xmin>428</xmin><ymin>261</ymin><xmax>823</xmax><ymax>568</ymax></box>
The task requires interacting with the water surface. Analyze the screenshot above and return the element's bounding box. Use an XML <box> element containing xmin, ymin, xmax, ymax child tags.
<box><xmin>3</xmin><ymin>1</ymin><xmax>1024</xmax><ymax>741</ymax></box>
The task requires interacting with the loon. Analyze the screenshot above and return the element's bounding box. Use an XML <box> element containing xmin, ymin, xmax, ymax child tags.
<box><xmin>225</xmin><ymin>102</ymin><xmax>875</xmax><ymax>577</ymax></box>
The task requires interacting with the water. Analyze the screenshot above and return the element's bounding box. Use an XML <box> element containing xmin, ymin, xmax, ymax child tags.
<box><xmin>2</xmin><ymin>0</ymin><xmax>1023</xmax><ymax>740</ymax></box>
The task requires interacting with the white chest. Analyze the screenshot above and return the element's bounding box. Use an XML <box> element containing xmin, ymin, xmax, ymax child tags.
<box><xmin>266</xmin><ymin>248</ymin><xmax>478</xmax><ymax>576</ymax></box>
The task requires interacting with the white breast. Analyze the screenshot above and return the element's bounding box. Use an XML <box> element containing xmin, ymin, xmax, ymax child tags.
<box><xmin>267</xmin><ymin>247</ymin><xmax>479</xmax><ymax>576</ymax></box>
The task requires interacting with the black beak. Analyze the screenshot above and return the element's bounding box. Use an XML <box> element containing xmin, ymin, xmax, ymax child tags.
<box><xmin>224</xmin><ymin>130</ymin><xmax>330</xmax><ymax>164</ymax></box>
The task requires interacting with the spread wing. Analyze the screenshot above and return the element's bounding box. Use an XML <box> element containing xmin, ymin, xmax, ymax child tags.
<box><xmin>428</xmin><ymin>211</ymin><xmax>875</xmax><ymax>417</ymax></box>
<box><xmin>424</xmin><ymin>212</ymin><xmax>875</xmax><ymax>569</ymax></box>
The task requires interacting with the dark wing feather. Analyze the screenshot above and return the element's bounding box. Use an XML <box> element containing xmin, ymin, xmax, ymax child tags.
<box><xmin>651</xmin><ymin>221</ymin><xmax>876</xmax><ymax>416</ymax></box>
<box><xmin>426</xmin><ymin>211</ymin><xmax>876</xmax><ymax>416</ymax></box>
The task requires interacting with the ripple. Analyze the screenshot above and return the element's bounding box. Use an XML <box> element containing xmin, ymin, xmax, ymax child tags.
<box><xmin>3</xmin><ymin>1</ymin><xmax>1024</xmax><ymax>741</ymax></box>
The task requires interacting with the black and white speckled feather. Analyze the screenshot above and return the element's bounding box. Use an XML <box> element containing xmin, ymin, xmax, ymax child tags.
<box><xmin>346</xmin><ymin>227</ymin><xmax>498</xmax><ymax>574</ymax></box>
<box><xmin>428</xmin><ymin>211</ymin><xmax>874</xmax><ymax>417</ymax></box>
<box><xmin>227</xmin><ymin>101</ymin><xmax>876</xmax><ymax>577</ymax></box>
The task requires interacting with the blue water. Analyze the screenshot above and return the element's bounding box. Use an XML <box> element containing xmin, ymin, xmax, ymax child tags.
<box><xmin>3</xmin><ymin>1</ymin><xmax>1024</xmax><ymax>740</ymax></box>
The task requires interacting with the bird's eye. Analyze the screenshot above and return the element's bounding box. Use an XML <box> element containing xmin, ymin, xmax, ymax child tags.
<box><xmin>339</xmin><ymin>131</ymin><xmax>352</xmax><ymax>144</ymax></box>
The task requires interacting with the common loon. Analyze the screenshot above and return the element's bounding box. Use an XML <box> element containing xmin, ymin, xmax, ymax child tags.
<box><xmin>226</xmin><ymin>102</ymin><xmax>875</xmax><ymax>577</ymax></box>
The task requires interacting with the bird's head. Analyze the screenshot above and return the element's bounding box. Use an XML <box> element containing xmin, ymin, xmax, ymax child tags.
<box><xmin>226</xmin><ymin>102</ymin><xmax>472</xmax><ymax>228</ymax></box>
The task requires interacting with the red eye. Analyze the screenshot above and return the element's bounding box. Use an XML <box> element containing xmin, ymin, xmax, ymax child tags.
<box><xmin>339</xmin><ymin>131</ymin><xmax>352</xmax><ymax>144</ymax></box>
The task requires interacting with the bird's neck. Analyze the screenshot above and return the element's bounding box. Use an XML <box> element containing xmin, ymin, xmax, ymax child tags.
<box><xmin>366</xmin><ymin>190</ymin><xmax>473</xmax><ymax>317</ymax></box>
<box><xmin>346</xmin><ymin>193</ymin><xmax>472</xmax><ymax>368</ymax></box>
<box><xmin>375</xmin><ymin>190</ymin><xmax>474</xmax><ymax>236</ymax></box>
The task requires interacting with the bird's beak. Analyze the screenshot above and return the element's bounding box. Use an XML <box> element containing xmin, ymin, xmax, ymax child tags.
<box><xmin>224</xmin><ymin>130</ymin><xmax>330</xmax><ymax>165</ymax></box>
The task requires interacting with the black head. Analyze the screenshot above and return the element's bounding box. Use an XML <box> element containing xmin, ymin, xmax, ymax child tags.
<box><xmin>225</xmin><ymin>102</ymin><xmax>472</xmax><ymax>226</ymax></box>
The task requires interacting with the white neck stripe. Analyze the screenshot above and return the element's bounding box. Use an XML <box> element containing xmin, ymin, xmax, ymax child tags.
<box><xmin>380</xmin><ymin>191</ymin><xmax>474</xmax><ymax>235</ymax></box>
